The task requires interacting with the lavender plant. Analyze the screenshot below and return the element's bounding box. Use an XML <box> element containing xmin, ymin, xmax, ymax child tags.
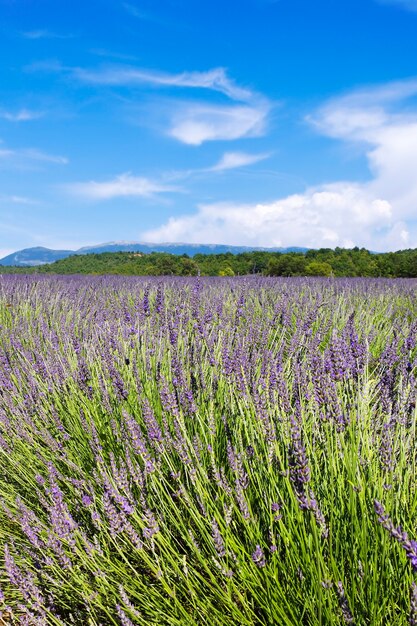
<box><xmin>0</xmin><ymin>275</ymin><xmax>417</xmax><ymax>624</ymax></box>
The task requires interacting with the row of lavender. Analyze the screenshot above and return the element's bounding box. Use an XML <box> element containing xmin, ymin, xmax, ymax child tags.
<box><xmin>0</xmin><ymin>275</ymin><xmax>416</xmax><ymax>625</ymax></box>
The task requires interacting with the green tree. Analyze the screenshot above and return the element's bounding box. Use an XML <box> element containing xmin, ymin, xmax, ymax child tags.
<box><xmin>305</xmin><ymin>261</ymin><xmax>333</xmax><ymax>276</ymax></box>
<box><xmin>265</xmin><ymin>254</ymin><xmax>306</xmax><ymax>276</ymax></box>
<box><xmin>218</xmin><ymin>264</ymin><xmax>235</xmax><ymax>276</ymax></box>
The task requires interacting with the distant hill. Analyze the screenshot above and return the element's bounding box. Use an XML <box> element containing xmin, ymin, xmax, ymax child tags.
<box><xmin>0</xmin><ymin>246</ymin><xmax>74</xmax><ymax>267</ymax></box>
<box><xmin>0</xmin><ymin>241</ymin><xmax>308</xmax><ymax>267</ymax></box>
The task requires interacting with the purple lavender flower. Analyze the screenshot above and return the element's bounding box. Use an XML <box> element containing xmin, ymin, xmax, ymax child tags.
<box><xmin>211</xmin><ymin>519</ymin><xmax>226</xmax><ymax>558</ymax></box>
<box><xmin>288</xmin><ymin>414</ymin><xmax>311</xmax><ymax>492</ymax></box>
<box><xmin>116</xmin><ymin>604</ymin><xmax>136</xmax><ymax>626</ymax></box>
<box><xmin>142</xmin><ymin>510</ymin><xmax>159</xmax><ymax>540</ymax></box>
<box><xmin>374</xmin><ymin>500</ymin><xmax>417</xmax><ymax>571</ymax></box>
<box><xmin>336</xmin><ymin>582</ymin><xmax>355</xmax><ymax>624</ymax></box>
<box><xmin>252</xmin><ymin>545</ymin><xmax>266</xmax><ymax>568</ymax></box>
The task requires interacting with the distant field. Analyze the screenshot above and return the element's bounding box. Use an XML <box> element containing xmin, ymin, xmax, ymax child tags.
<box><xmin>1</xmin><ymin>275</ymin><xmax>417</xmax><ymax>625</ymax></box>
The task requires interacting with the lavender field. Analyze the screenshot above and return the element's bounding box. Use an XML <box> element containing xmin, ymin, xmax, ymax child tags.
<box><xmin>1</xmin><ymin>275</ymin><xmax>417</xmax><ymax>625</ymax></box>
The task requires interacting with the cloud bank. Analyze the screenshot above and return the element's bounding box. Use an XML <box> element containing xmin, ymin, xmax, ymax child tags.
<box><xmin>142</xmin><ymin>78</ymin><xmax>417</xmax><ymax>251</ymax></box>
<box><xmin>142</xmin><ymin>185</ymin><xmax>395</xmax><ymax>250</ymax></box>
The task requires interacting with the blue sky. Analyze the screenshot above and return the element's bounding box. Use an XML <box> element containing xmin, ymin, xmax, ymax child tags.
<box><xmin>1</xmin><ymin>0</ymin><xmax>417</xmax><ymax>255</ymax></box>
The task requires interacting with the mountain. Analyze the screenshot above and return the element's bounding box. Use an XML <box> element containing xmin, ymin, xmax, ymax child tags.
<box><xmin>0</xmin><ymin>242</ymin><xmax>308</xmax><ymax>267</ymax></box>
<box><xmin>76</xmin><ymin>241</ymin><xmax>308</xmax><ymax>256</ymax></box>
<box><xmin>0</xmin><ymin>246</ymin><xmax>75</xmax><ymax>267</ymax></box>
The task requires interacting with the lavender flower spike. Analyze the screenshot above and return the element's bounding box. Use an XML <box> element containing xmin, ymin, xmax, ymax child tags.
<box><xmin>374</xmin><ymin>500</ymin><xmax>417</xmax><ymax>572</ymax></box>
<box><xmin>252</xmin><ymin>545</ymin><xmax>266</xmax><ymax>568</ymax></box>
<box><xmin>211</xmin><ymin>519</ymin><xmax>226</xmax><ymax>558</ymax></box>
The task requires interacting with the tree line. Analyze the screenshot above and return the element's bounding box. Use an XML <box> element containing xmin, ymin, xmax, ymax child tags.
<box><xmin>3</xmin><ymin>247</ymin><xmax>417</xmax><ymax>277</ymax></box>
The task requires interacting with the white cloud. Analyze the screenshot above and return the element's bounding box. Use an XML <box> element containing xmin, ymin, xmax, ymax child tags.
<box><xmin>67</xmin><ymin>173</ymin><xmax>179</xmax><ymax>200</ymax></box>
<box><xmin>31</xmin><ymin>61</ymin><xmax>252</xmax><ymax>101</ymax></box>
<box><xmin>67</xmin><ymin>63</ymin><xmax>270</xmax><ymax>144</ymax></box>
<box><xmin>66</xmin><ymin>153</ymin><xmax>269</xmax><ymax>203</ymax></box>
<box><xmin>210</xmin><ymin>151</ymin><xmax>270</xmax><ymax>171</ymax></box>
<box><xmin>309</xmin><ymin>78</ymin><xmax>417</xmax><ymax>141</ymax></box>
<box><xmin>0</xmin><ymin>108</ymin><xmax>43</xmax><ymax>122</ymax></box>
<box><xmin>74</xmin><ymin>65</ymin><xmax>254</xmax><ymax>102</ymax></box>
<box><xmin>32</xmin><ymin>61</ymin><xmax>271</xmax><ymax>145</ymax></box>
<box><xmin>310</xmin><ymin>77</ymin><xmax>417</xmax><ymax>226</ymax></box>
<box><xmin>142</xmin><ymin>184</ymin><xmax>394</xmax><ymax>250</ymax></box>
<box><xmin>169</xmin><ymin>103</ymin><xmax>268</xmax><ymax>145</ymax></box>
<box><xmin>142</xmin><ymin>77</ymin><xmax>417</xmax><ymax>251</ymax></box>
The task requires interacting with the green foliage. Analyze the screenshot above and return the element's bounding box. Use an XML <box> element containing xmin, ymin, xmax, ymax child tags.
<box><xmin>4</xmin><ymin>246</ymin><xmax>417</xmax><ymax>276</ymax></box>
<box><xmin>305</xmin><ymin>261</ymin><xmax>333</xmax><ymax>276</ymax></box>
<box><xmin>218</xmin><ymin>264</ymin><xmax>235</xmax><ymax>276</ymax></box>
<box><xmin>266</xmin><ymin>254</ymin><xmax>307</xmax><ymax>276</ymax></box>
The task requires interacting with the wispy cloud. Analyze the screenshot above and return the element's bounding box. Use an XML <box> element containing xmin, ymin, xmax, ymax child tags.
<box><xmin>376</xmin><ymin>0</ymin><xmax>417</xmax><ymax>12</ymax></box>
<box><xmin>18</xmin><ymin>149</ymin><xmax>68</xmax><ymax>165</ymax></box>
<box><xmin>0</xmin><ymin>149</ymin><xmax>13</xmax><ymax>159</ymax></box>
<box><xmin>21</xmin><ymin>30</ymin><xmax>75</xmax><ymax>40</ymax></box>
<box><xmin>122</xmin><ymin>2</ymin><xmax>146</xmax><ymax>18</ymax></box>
<box><xmin>66</xmin><ymin>150</ymin><xmax>267</xmax><ymax>202</ymax></box>
<box><xmin>30</xmin><ymin>61</ymin><xmax>271</xmax><ymax>145</ymax></box>
<box><xmin>73</xmin><ymin>65</ymin><xmax>255</xmax><ymax>102</ymax></box>
<box><xmin>66</xmin><ymin>173</ymin><xmax>180</xmax><ymax>200</ymax></box>
<box><xmin>89</xmin><ymin>49</ymin><xmax>138</xmax><ymax>62</ymax></box>
<box><xmin>169</xmin><ymin>103</ymin><xmax>268</xmax><ymax>145</ymax></box>
<box><xmin>25</xmin><ymin>60</ymin><xmax>65</xmax><ymax>74</ymax></box>
<box><xmin>0</xmin><ymin>143</ymin><xmax>68</xmax><ymax>167</ymax></box>
<box><xmin>0</xmin><ymin>219</ymin><xmax>43</xmax><ymax>239</ymax></box>
<box><xmin>121</xmin><ymin>2</ymin><xmax>186</xmax><ymax>27</ymax></box>
<box><xmin>209</xmin><ymin>151</ymin><xmax>270</xmax><ymax>171</ymax></box>
<box><xmin>122</xmin><ymin>2</ymin><xmax>142</xmax><ymax>18</ymax></box>
<box><xmin>307</xmin><ymin>77</ymin><xmax>417</xmax><ymax>140</ymax></box>
<box><xmin>0</xmin><ymin>195</ymin><xmax>39</xmax><ymax>205</ymax></box>
<box><xmin>0</xmin><ymin>108</ymin><xmax>44</xmax><ymax>122</ymax></box>
<box><xmin>142</xmin><ymin>77</ymin><xmax>417</xmax><ymax>251</ymax></box>
<box><xmin>161</xmin><ymin>151</ymin><xmax>271</xmax><ymax>182</ymax></box>
<box><xmin>75</xmin><ymin>65</ymin><xmax>270</xmax><ymax>144</ymax></box>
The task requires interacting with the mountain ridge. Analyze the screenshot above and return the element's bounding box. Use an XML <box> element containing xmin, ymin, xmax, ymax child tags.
<box><xmin>0</xmin><ymin>242</ymin><xmax>308</xmax><ymax>267</ymax></box>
